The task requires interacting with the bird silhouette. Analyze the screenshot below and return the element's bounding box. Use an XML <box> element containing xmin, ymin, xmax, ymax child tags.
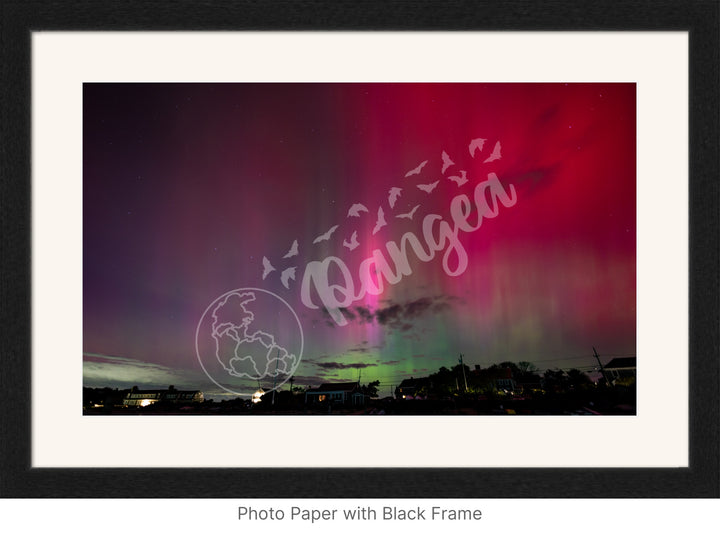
<box><xmin>396</xmin><ymin>204</ymin><xmax>420</xmax><ymax>220</ymax></box>
<box><xmin>262</xmin><ymin>257</ymin><xmax>276</xmax><ymax>280</ymax></box>
<box><xmin>483</xmin><ymin>141</ymin><xmax>502</xmax><ymax>163</ymax></box>
<box><xmin>347</xmin><ymin>203</ymin><xmax>369</xmax><ymax>217</ymax></box>
<box><xmin>282</xmin><ymin>239</ymin><xmax>299</xmax><ymax>258</ymax></box>
<box><xmin>441</xmin><ymin>151</ymin><xmax>455</xmax><ymax>174</ymax></box>
<box><xmin>280</xmin><ymin>267</ymin><xmax>296</xmax><ymax>289</ymax></box>
<box><xmin>313</xmin><ymin>225</ymin><xmax>339</xmax><ymax>244</ymax></box>
<box><xmin>447</xmin><ymin>170</ymin><xmax>468</xmax><ymax>186</ymax></box>
<box><xmin>372</xmin><ymin>207</ymin><xmax>387</xmax><ymax>235</ymax></box>
<box><xmin>388</xmin><ymin>187</ymin><xmax>402</xmax><ymax>209</ymax></box>
<box><xmin>469</xmin><ymin>138</ymin><xmax>487</xmax><ymax>158</ymax></box>
<box><xmin>404</xmin><ymin>160</ymin><xmax>428</xmax><ymax>177</ymax></box>
<box><xmin>417</xmin><ymin>180</ymin><xmax>439</xmax><ymax>193</ymax></box>
<box><xmin>343</xmin><ymin>230</ymin><xmax>360</xmax><ymax>251</ymax></box>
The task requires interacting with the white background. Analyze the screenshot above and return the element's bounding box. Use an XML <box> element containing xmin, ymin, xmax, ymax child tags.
<box><xmin>31</xmin><ymin>32</ymin><xmax>688</xmax><ymax>468</ymax></box>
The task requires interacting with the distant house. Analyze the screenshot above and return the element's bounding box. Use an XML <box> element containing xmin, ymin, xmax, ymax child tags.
<box><xmin>603</xmin><ymin>357</ymin><xmax>637</xmax><ymax>384</ymax></box>
<box><xmin>123</xmin><ymin>385</ymin><xmax>204</xmax><ymax>407</ymax></box>
<box><xmin>516</xmin><ymin>373</ymin><xmax>544</xmax><ymax>393</ymax></box>
<box><xmin>495</xmin><ymin>367</ymin><xmax>518</xmax><ymax>393</ymax></box>
<box><xmin>305</xmin><ymin>382</ymin><xmax>365</xmax><ymax>406</ymax></box>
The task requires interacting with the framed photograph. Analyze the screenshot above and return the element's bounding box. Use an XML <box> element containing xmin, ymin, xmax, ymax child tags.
<box><xmin>1</xmin><ymin>1</ymin><xmax>717</xmax><ymax>498</ymax></box>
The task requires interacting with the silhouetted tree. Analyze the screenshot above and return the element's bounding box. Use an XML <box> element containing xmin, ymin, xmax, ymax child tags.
<box><xmin>499</xmin><ymin>361</ymin><xmax>521</xmax><ymax>376</ymax></box>
<box><xmin>566</xmin><ymin>369</ymin><xmax>592</xmax><ymax>388</ymax></box>
<box><xmin>543</xmin><ymin>369</ymin><xmax>568</xmax><ymax>391</ymax></box>
<box><xmin>361</xmin><ymin>380</ymin><xmax>380</xmax><ymax>398</ymax></box>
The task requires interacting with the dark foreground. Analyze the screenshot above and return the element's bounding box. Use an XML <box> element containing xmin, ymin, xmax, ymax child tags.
<box><xmin>84</xmin><ymin>387</ymin><xmax>636</xmax><ymax>416</ymax></box>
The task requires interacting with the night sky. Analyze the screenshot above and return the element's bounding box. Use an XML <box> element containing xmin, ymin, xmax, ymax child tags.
<box><xmin>83</xmin><ymin>83</ymin><xmax>636</xmax><ymax>399</ymax></box>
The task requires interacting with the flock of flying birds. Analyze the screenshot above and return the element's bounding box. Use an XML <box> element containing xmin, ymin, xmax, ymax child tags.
<box><xmin>261</xmin><ymin>138</ymin><xmax>502</xmax><ymax>289</ymax></box>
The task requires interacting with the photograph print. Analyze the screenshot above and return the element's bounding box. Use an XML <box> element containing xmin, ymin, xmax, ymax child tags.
<box><xmin>82</xmin><ymin>82</ymin><xmax>636</xmax><ymax>416</ymax></box>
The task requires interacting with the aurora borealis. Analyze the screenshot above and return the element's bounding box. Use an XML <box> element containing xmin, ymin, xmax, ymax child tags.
<box><xmin>83</xmin><ymin>83</ymin><xmax>636</xmax><ymax>399</ymax></box>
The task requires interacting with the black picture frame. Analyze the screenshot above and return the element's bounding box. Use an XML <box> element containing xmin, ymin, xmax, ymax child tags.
<box><xmin>1</xmin><ymin>0</ymin><xmax>717</xmax><ymax>498</ymax></box>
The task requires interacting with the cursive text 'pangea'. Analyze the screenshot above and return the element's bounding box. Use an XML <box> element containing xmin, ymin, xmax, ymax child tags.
<box><xmin>300</xmin><ymin>173</ymin><xmax>517</xmax><ymax>326</ymax></box>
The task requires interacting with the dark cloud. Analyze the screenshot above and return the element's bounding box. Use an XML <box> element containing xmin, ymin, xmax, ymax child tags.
<box><xmin>318</xmin><ymin>307</ymin><xmax>335</xmax><ymax>327</ymax></box>
<box><xmin>375</xmin><ymin>304</ymin><xmax>403</xmax><ymax>326</ymax></box>
<box><xmin>502</xmin><ymin>164</ymin><xmax>560</xmax><ymax>199</ymax></box>
<box><xmin>404</xmin><ymin>297</ymin><xmax>434</xmax><ymax>318</ymax></box>
<box><xmin>373</xmin><ymin>295</ymin><xmax>457</xmax><ymax>331</ymax></box>
<box><xmin>354</xmin><ymin>306</ymin><xmax>374</xmax><ymax>324</ymax></box>
<box><xmin>347</xmin><ymin>340</ymin><xmax>386</xmax><ymax>354</ymax></box>
<box><xmin>319</xmin><ymin>306</ymin><xmax>360</xmax><ymax>327</ymax></box>
<box><xmin>314</xmin><ymin>362</ymin><xmax>378</xmax><ymax>370</ymax></box>
<box><xmin>339</xmin><ymin>307</ymin><xmax>356</xmax><ymax>321</ymax></box>
<box><xmin>321</xmin><ymin>296</ymin><xmax>457</xmax><ymax>332</ymax></box>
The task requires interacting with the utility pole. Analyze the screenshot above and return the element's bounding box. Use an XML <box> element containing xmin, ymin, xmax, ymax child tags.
<box><xmin>593</xmin><ymin>347</ymin><xmax>611</xmax><ymax>387</ymax></box>
<box><xmin>459</xmin><ymin>354</ymin><xmax>468</xmax><ymax>392</ymax></box>
<box><xmin>271</xmin><ymin>349</ymin><xmax>279</xmax><ymax>405</ymax></box>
